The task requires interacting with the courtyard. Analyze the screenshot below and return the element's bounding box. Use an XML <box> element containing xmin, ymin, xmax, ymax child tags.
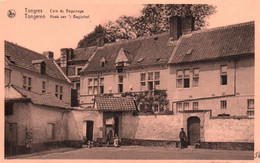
<box><xmin>7</xmin><ymin>146</ymin><xmax>254</xmax><ymax>160</ymax></box>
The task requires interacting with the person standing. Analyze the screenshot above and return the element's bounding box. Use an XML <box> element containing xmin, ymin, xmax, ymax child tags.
<box><xmin>106</xmin><ymin>130</ymin><xmax>113</xmax><ymax>147</ymax></box>
<box><xmin>179</xmin><ymin>128</ymin><xmax>186</xmax><ymax>149</ymax></box>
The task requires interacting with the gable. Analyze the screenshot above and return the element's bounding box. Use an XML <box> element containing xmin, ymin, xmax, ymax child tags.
<box><xmin>115</xmin><ymin>48</ymin><xmax>129</xmax><ymax>63</ymax></box>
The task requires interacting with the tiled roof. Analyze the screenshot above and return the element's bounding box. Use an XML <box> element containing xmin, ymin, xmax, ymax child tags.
<box><xmin>83</xmin><ymin>33</ymin><xmax>176</xmax><ymax>73</ymax></box>
<box><xmin>73</xmin><ymin>47</ymin><xmax>97</xmax><ymax>61</ymax></box>
<box><xmin>56</xmin><ymin>46</ymin><xmax>96</xmax><ymax>63</ymax></box>
<box><xmin>10</xmin><ymin>84</ymin><xmax>71</xmax><ymax>109</ymax></box>
<box><xmin>95</xmin><ymin>96</ymin><xmax>137</xmax><ymax>111</ymax></box>
<box><xmin>5</xmin><ymin>41</ymin><xmax>68</xmax><ymax>82</ymax></box>
<box><xmin>169</xmin><ymin>21</ymin><xmax>254</xmax><ymax>64</ymax></box>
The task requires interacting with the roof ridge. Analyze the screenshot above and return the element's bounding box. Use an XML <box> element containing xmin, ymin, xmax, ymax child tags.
<box><xmin>5</xmin><ymin>40</ymin><xmax>46</xmax><ymax>59</ymax></box>
<box><xmin>102</xmin><ymin>32</ymin><xmax>169</xmax><ymax>47</ymax></box>
<box><xmin>190</xmin><ymin>21</ymin><xmax>254</xmax><ymax>36</ymax></box>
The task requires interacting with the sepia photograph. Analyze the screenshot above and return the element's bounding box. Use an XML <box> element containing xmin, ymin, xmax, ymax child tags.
<box><xmin>1</xmin><ymin>0</ymin><xmax>258</xmax><ymax>161</ymax></box>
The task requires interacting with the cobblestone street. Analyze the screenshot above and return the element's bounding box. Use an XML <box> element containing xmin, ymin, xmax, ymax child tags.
<box><xmin>7</xmin><ymin>146</ymin><xmax>254</xmax><ymax>160</ymax></box>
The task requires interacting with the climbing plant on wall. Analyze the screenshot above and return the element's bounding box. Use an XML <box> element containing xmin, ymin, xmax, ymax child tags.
<box><xmin>121</xmin><ymin>89</ymin><xmax>170</xmax><ymax>114</ymax></box>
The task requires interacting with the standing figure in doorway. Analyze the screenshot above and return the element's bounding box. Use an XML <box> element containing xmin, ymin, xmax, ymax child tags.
<box><xmin>106</xmin><ymin>130</ymin><xmax>113</xmax><ymax>147</ymax></box>
<box><xmin>179</xmin><ymin>128</ymin><xmax>186</xmax><ymax>149</ymax></box>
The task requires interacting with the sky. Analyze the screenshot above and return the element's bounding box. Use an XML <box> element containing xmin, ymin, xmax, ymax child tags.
<box><xmin>0</xmin><ymin>0</ymin><xmax>258</xmax><ymax>59</ymax></box>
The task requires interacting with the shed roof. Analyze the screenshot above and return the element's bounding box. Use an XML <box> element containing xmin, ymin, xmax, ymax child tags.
<box><xmin>95</xmin><ymin>96</ymin><xmax>136</xmax><ymax>111</ymax></box>
<box><xmin>5</xmin><ymin>84</ymin><xmax>71</xmax><ymax>109</ymax></box>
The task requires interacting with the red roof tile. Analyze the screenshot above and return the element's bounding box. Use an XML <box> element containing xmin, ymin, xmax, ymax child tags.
<box><xmin>169</xmin><ymin>21</ymin><xmax>254</xmax><ymax>64</ymax></box>
<box><xmin>95</xmin><ymin>96</ymin><xmax>136</xmax><ymax>111</ymax></box>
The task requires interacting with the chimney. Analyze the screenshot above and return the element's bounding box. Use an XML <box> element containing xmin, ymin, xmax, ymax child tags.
<box><xmin>182</xmin><ymin>16</ymin><xmax>195</xmax><ymax>35</ymax></box>
<box><xmin>170</xmin><ymin>16</ymin><xmax>182</xmax><ymax>41</ymax></box>
<box><xmin>43</xmin><ymin>51</ymin><xmax>54</xmax><ymax>59</ymax></box>
<box><xmin>170</xmin><ymin>16</ymin><xmax>195</xmax><ymax>40</ymax></box>
<box><xmin>96</xmin><ymin>37</ymin><xmax>105</xmax><ymax>47</ymax></box>
<box><xmin>60</xmin><ymin>48</ymin><xmax>69</xmax><ymax>75</ymax></box>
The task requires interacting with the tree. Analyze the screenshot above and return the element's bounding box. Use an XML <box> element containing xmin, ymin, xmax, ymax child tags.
<box><xmin>77</xmin><ymin>4</ymin><xmax>216</xmax><ymax>48</ymax></box>
<box><xmin>77</xmin><ymin>25</ymin><xmax>108</xmax><ymax>48</ymax></box>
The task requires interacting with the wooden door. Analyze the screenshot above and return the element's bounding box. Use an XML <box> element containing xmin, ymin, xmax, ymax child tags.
<box><xmin>86</xmin><ymin>121</ymin><xmax>94</xmax><ymax>141</ymax></box>
<box><xmin>187</xmin><ymin>117</ymin><xmax>200</xmax><ymax>145</ymax></box>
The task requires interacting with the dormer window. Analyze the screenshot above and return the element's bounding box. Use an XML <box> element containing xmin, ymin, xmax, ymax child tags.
<box><xmin>32</xmin><ymin>60</ymin><xmax>46</xmax><ymax>74</ymax></box>
<box><xmin>75</xmin><ymin>67</ymin><xmax>83</xmax><ymax>76</ymax></box>
<box><xmin>100</xmin><ymin>57</ymin><xmax>106</xmax><ymax>67</ymax></box>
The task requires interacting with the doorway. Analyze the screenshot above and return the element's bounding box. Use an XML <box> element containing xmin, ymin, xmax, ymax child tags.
<box><xmin>187</xmin><ymin>117</ymin><xmax>200</xmax><ymax>145</ymax></box>
<box><xmin>105</xmin><ymin>116</ymin><xmax>119</xmax><ymax>137</ymax></box>
<box><xmin>5</xmin><ymin>123</ymin><xmax>18</xmax><ymax>156</ymax></box>
<box><xmin>86</xmin><ymin>121</ymin><xmax>94</xmax><ymax>141</ymax></box>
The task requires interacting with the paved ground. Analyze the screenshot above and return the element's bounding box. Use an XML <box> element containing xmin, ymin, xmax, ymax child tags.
<box><xmin>7</xmin><ymin>146</ymin><xmax>254</xmax><ymax>160</ymax></box>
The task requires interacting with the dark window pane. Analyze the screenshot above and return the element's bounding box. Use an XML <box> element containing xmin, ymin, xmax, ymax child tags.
<box><xmin>221</xmin><ymin>75</ymin><xmax>227</xmax><ymax>85</ymax></box>
<box><xmin>184</xmin><ymin>78</ymin><xmax>190</xmax><ymax>88</ymax></box>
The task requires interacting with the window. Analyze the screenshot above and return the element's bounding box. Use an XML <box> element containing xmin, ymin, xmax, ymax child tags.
<box><xmin>221</xmin><ymin>100</ymin><xmax>227</xmax><ymax>109</ymax></box>
<box><xmin>42</xmin><ymin>81</ymin><xmax>46</xmax><ymax>93</ymax></box>
<box><xmin>247</xmin><ymin>99</ymin><xmax>254</xmax><ymax>116</ymax></box>
<box><xmin>55</xmin><ymin>85</ymin><xmax>58</xmax><ymax>97</ymax></box>
<box><xmin>220</xmin><ymin>65</ymin><xmax>227</xmax><ymax>85</ymax></box>
<box><xmin>183</xmin><ymin>102</ymin><xmax>190</xmax><ymax>110</ymax></box>
<box><xmin>23</xmin><ymin>76</ymin><xmax>32</xmax><ymax>91</ymax></box>
<box><xmin>176</xmin><ymin>103</ymin><xmax>182</xmax><ymax>111</ymax></box>
<box><xmin>88</xmin><ymin>79</ymin><xmax>92</xmax><ymax>85</ymax></box>
<box><xmin>141</xmin><ymin>73</ymin><xmax>146</xmax><ymax>81</ymax></box>
<box><xmin>93</xmin><ymin>78</ymin><xmax>98</xmax><ymax>86</ymax></box>
<box><xmin>118</xmin><ymin>76</ymin><xmax>123</xmax><ymax>93</ymax></box>
<box><xmin>155</xmin><ymin>72</ymin><xmax>160</xmax><ymax>80</ymax></box>
<box><xmin>60</xmin><ymin>86</ymin><xmax>63</xmax><ymax>100</ymax></box>
<box><xmin>99</xmin><ymin>78</ymin><xmax>104</xmax><ymax>94</ymax></box>
<box><xmin>148</xmin><ymin>81</ymin><xmax>153</xmax><ymax>91</ymax></box>
<box><xmin>176</xmin><ymin>70</ymin><xmax>183</xmax><ymax>88</ymax></box>
<box><xmin>5</xmin><ymin>102</ymin><xmax>13</xmax><ymax>116</ymax></box>
<box><xmin>93</xmin><ymin>86</ymin><xmax>98</xmax><ymax>95</ymax></box>
<box><xmin>153</xmin><ymin>104</ymin><xmax>159</xmax><ymax>113</ymax></box>
<box><xmin>193</xmin><ymin>68</ymin><xmax>199</xmax><ymax>87</ymax></box>
<box><xmin>140</xmin><ymin>82</ymin><xmax>146</xmax><ymax>91</ymax></box>
<box><xmin>184</xmin><ymin>69</ymin><xmax>190</xmax><ymax>88</ymax></box>
<box><xmin>76</xmin><ymin>67</ymin><xmax>82</xmax><ymax>76</ymax></box>
<box><xmin>88</xmin><ymin>86</ymin><xmax>93</xmax><ymax>95</ymax></box>
<box><xmin>148</xmin><ymin>72</ymin><xmax>153</xmax><ymax>80</ymax></box>
<box><xmin>154</xmin><ymin>72</ymin><xmax>160</xmax><ymax>89</ymax></box>
<box><xmin>118</xmin><ymin>84</ymin><xmax>123</xmax><ymax>93</ymax></box>
<box><xmin>118</xmin><ymin>76</ymin><xmax>123</xmax><ymax>83</ymax></box>
<box><xmin>193</xmin><ymin>102</ymin><xmax>199</xmax><ymax>110</ymax></box>
<box><xmin>47</xmin><ymin>123</ymin><xmax>54</xmax><ymax>139</ymax></box>
<box><xmin>23</xmin><ymin>76</ymin><xmax>26</xmax><ymax>89</ymax></box>
<box><xmin>140</xmin><ymin>72</ymin><xmax>160</xmax><ymax>91</ymax></box>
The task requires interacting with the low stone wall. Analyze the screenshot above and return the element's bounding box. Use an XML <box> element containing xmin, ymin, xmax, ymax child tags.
<box><xmin>121</xmin><ymin>112</ymin><xmax>254</xmax><ymax>150</ymax></box>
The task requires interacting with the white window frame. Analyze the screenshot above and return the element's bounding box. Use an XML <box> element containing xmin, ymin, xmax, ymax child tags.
<box><xmin>247</xmin><ymin>99</ymin><xmax>254</xmax><ymax>116</ymax></box>
<box><xmin>192</xmin><ymin>68</ymin><xmax>199</xmax><ymax>87</ymax></box>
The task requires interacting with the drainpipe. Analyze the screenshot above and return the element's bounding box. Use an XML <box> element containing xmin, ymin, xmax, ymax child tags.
<box><xmin>234</xmin><ymin>60</ymin><xmax>237</xmax><ymax>95</ymax></box>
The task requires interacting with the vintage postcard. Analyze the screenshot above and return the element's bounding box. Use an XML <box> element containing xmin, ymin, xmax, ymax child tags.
<box><xmin>0</xmin><ymin>0</ymin><xmax>259</xmax><ymax>162</ymax></box>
